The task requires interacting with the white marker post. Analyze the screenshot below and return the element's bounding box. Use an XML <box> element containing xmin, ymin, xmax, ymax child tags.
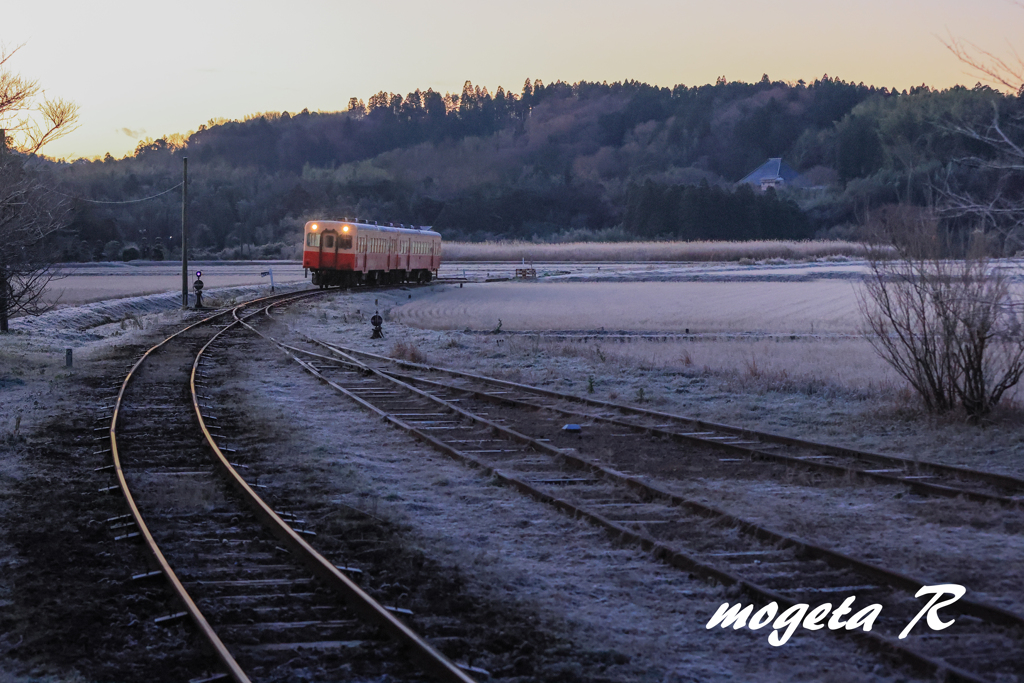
<box><xmin>261</xmin><ymin>267</ymin><xmax>275</xmax><ymax>292</ymax></box>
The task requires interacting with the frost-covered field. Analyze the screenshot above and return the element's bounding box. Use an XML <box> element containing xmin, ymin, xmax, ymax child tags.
<box><xmin>42</xmin><ymin>261</ymin><xmax>307</xmax><ymax>306</ymax></box>
<box><xmin>394</xmin><ymin>279</ymin><xmax>864</xmax><ymax>334</ymax></box>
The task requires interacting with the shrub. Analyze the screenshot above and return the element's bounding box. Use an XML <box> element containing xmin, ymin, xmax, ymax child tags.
<box><xmin>859</xmin><ymin>206</ymin><xmax>1024</xmax><ymax>419</ymax></box>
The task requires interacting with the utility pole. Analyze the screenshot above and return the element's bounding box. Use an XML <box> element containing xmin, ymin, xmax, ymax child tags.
<box><xmin>181</xmin><ymin>157</ymin><xmax>188</xmax><ymax>309</ymax></box>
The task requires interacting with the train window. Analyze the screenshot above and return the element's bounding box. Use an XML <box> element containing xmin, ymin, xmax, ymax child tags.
<box><xmin>323</xmin><ymin>234</ymin><xmax>335</xmax><ymax>249</ymax></box>
<box><xmin>338</xmin><ymin>236</ymin><xmax>352</xmax><ymax>249</ymax></box>
<box><xmin>307</xmin><ymin>232</ymin><xmax>320</xmax><ymax>247</ymax></box>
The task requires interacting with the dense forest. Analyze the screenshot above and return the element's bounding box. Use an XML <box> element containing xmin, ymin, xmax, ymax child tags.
<box><xmin>37</xmin><ymin>75</ymin><xmax>1020</xmax><ymax>261</ymax></box>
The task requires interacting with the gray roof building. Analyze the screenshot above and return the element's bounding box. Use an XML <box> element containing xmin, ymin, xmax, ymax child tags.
<box><xmin>736</xmin><ymin>158</ymin><xmax>807</xmax><ymax>190</ymax></box>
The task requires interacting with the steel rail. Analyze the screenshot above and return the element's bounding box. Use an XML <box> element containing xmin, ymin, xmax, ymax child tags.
<box><xmin>221</xmin><ymin>304</ymin><xmax>477</xmax><ymax>683</ymax></box>
<box><xmin>314</xmin><ymin>342</ymin><xmax>1024</xmax><ymax>506</ymax></box>
<box><xmin>380</xmin><ymin>368</ymin><xmax>1023</xmax><ymax>507</ymax></box>
<box><xmin>250</xmin><ymin>336</ymin><xmax>1003</xmax><ymax>683</ymax></box>
<box><xmin>295</xmin><ymin>338</ymin><xmax>1024</xmax><ymax>628</ymax></box>
<box><xmin>107</xmin><ymin>289</ymin><xmax>323</xmax><ymax>683</ymax></box>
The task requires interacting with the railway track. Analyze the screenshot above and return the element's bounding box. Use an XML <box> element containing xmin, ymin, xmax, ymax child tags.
<box><xmin>103</xmin><ymin>289</ymin><xmax>476</xmax><ymax>683</ymax></box>
<box><xmin>238</xmin><ymin>309</ymin><xmax>1023</xmax><ymax>683</ymax></box>
<box><xmin>316</xmin><ymin>343</ymin><xmax>1024</xmax><ymax>509</ymax></box>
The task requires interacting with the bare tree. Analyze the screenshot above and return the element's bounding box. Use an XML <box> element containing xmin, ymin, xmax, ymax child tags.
<box><xmin>0</xmin><ymin>45</ymin><xmax>79</xmax><ymax>332</ymax></box>
<box><xmin>938</xmin><ymin>12</ymin><xmax>1024</xmax><ymax>250</ymax></box>
<box><xmin>859</xmin><ymin>15</ymin><xmax>1024</xmax><ymax>417</ymax></box>
<box><xmin>0</xmin><ymin>159</ymin><xmax>71</xmax><ymax>332</ymax></box>
<box><xmin>0</xmin><ymin>45</ymin><xmax>79</xmax><ymax>154</ymax></box>
<box><xmin>859</xmin><ymin>205</ymin><xmax>1024</xmax><ymax>419</ymax></box>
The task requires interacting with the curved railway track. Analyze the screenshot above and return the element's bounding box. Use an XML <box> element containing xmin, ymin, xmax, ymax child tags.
<box><xmin>104</xmin><ymin>289</ymin><xmax>476</xmax><ymax>683</ymax></box>
<box><xmin>237</xmin><ymin>308</ymin><xmax>1023</xmax><ymax>683</ymax></box>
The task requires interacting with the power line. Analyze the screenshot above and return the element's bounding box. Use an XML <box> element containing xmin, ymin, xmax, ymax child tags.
<box><xmin>51</xmin><ymin>181</ymin><xmax>183</xmax><ymax>204</ymax></box>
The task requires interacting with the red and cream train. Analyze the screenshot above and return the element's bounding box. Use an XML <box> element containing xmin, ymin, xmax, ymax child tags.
<box><xmin>302</xmin><ymin>220</ymin><xmax>441</xmax><ymax>288</ymax></box>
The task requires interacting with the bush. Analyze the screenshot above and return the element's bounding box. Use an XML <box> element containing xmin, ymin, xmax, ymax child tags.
<box><xmin>859</xmin><ymin>206</ymin><xmax>1024</xmax><ymax>419</ymax></box>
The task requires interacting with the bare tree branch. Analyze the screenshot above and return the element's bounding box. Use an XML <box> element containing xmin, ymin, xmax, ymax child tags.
<box><xmin>0</xmin><ymin>45</ymin><xmax>76</xmax><ymax>331</ymax></box>
<box><xmin>859</xmin><ymin>206</ymin><xmax>1024</xmax><ymax>418</ymax></box>
<box><xmin>0</xmin><ymin>45</ymin><xmax>79</xmax><ymax>155</ymax></box>
<box><xmin>942</xmin><ymin>29</ymin><xmax>1024</xmax><ymax>94</ymax></box>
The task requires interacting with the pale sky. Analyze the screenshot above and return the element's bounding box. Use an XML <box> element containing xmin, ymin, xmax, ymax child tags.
<box><xmin>5</xmin><ymin>0</ymin><xmax>1021</xmax><ymax>160</ymax></box>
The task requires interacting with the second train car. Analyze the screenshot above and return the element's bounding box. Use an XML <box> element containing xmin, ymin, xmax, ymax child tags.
<box><xmin>302</xmin><ymin>220</ymin><xmax>441</xmax><ymax>288</ymax></box>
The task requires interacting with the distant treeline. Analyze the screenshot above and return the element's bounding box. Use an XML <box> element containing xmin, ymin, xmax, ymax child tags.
<box><xmin>40</xmin><ymin>75</ymin><xmax>1018</xmax><ymax>261</ymax></box>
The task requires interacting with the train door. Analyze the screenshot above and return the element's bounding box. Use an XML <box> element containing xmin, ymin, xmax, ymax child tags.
<box><xmin>319</xmin><ymin>230</ymin><xmax>338</xmax><ymax>270</ymax></box>
<box><xmin>356</xmin><ymin>233</ymin><xmax>367</xmax><ymax>273</ymax></box>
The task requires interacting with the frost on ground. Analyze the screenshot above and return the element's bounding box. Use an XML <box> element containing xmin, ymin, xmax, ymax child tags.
<box><xmin>296</xmin><ymin>284</ymin><xmax>1024</xmax><ymax>477</ymax></box>
<box><xmin>3</xmin><ymin>264</ymin><xmax>1023</xmax><ymax>681</ymax></box>
<box><xmin>393</xmin><ymin>280</ymin><xmax>864</xmax><ymax>335</ymax></box>
<box><xmin>9</xmin><ymin>281</ymin><xmax>309</xmax><ymax>344</ymax></box>
<box><xmin>221</xmin><ymin>328</ymin><xmax>923</xmax><ymax>682</ymax></box>
<box><xmin>40</xmin><ymin>261</ymin><xmax>307</xmax><ymax>306</ymax></box>
<box><xmin>0</xmin><ymin>281</ymin><xmax>311</xmax><ymax>682</ymax></box>
<box><xmin>274</xmin><ymin>284</ymin><xmax>1024</xmax><ymax>661</ymax></box>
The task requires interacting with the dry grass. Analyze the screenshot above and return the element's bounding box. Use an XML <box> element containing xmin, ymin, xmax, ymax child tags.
<box><xmin>388</xmin><ymin>339</ymin><xmax>427</xmax><ymax>364</ymax></box>
<box><xmin>499</xmin><ymin>336</ymin><xmax>898</xmax><ymax>400</ymax></box>
<box><xmin>442</xmin><ymin>240</ymin><xmax>868</xmax><ymax>263</ymax></box>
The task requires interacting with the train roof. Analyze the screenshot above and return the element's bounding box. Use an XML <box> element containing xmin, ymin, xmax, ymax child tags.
<box><xmin>304</xmin><ymin>220</ymin><xmax>441</xmax><ymax>238</ymax></box>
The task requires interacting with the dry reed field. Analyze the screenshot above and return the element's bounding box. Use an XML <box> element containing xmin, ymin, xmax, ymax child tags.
<box><xmin>441</xmin><ymin>239</ymin><xmax>868</xmax><ymax>262</ymax></box>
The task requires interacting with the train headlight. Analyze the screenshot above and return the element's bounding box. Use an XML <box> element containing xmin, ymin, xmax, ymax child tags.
<box><xmin>311</xmin><ymin>224</ymin><xmax>318</xmax><ymax>231</ymax></box>
<box><xmin>342</xmin><ymin>225</ymin><xmax>349</xmax><ymax>232</ymax></box>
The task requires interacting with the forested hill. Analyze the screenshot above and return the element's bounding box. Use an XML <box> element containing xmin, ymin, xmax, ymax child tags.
<box><xmin>49</xmin><ymin>76</ymin><xmax>1013</xmax><ymax>261</ymax></box>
